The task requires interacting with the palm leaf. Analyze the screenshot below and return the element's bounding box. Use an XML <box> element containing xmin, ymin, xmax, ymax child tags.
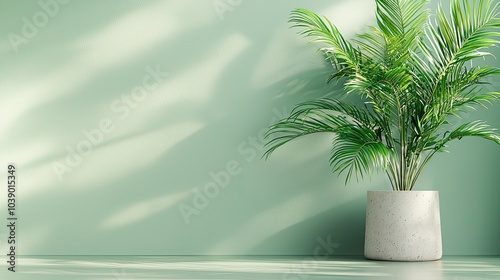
<box><xmin>288</xmin><ymin>98</ymin><xmax>377</xmax><ymax>129</ymax></box>
<box><xmin>263</xmin><ymin>111</ymin><xmax>350</xmax><ymax>159</ymax></box>
<box><xmin>375</xmin><ymin>0</ymin><xmax>429</xmax><ymax>55</ymax></box>
<box><xmin>330</xmin><ymin>126</ymin><xmax>393</xmax><ymax>184</ymax></box>
<box><xmin>423</xmin><ymin>0</ymin><xmax>500</xmax><ymax>83</ymax></box>
<box><xmin>440</xmin><ymin>120</ymin><xmax>500</xmax><ymax>148</ymax></box>
<box><xmin>289</xmin><ymin>8</ymin><xmax>362</xmax><ymax>77</ymax></box>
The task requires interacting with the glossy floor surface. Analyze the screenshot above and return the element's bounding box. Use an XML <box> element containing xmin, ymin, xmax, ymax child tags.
<box><xmin>1</xmin><ymin>255</ymin><xmax>499</xmax><ymax>279</ymax></box>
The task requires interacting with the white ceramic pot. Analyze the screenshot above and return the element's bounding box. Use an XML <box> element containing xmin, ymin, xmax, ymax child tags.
<box><xmin>364</xmin><ymin>190</ymin><xmax>442</xmax><ymax>261</ymax></box>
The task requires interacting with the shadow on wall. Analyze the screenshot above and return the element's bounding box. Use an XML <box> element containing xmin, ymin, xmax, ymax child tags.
<box><xmin>250</xmin><ymin>198</ymin><xmax>368</xmax><ymax>255</ymax></box>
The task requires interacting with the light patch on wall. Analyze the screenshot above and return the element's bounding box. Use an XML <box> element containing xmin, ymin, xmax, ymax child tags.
<box><xmin>59</xmin><ymin>121</ymin><xmax>204</xmax><ymax>189</ymax></box>
<box><xmin>150</xmin><ymin>33</ymin><xmax>251</xmax><ymax>110</ymax></box>
<box><xmin>0</xmin><ymin>137</ymin><xmax>55</xmax><ymax>169</ymax></box>
<box><xmin>69</xmin><ymin>0</ymin><xmax>217</xmax><ymax>71</ymax></box>
<box><xmin>319</xmin><ymin>0</ymin><xmax>376</xmax><ymax>37</ymax></box>
<box><xmin>100</xmin><ymin>191</ymin><xmax>190</xmax><ymax>230</ymax></box>
<box><xmin>71</xmin><ymin>4</ymin><xmax>179</xmax><ymax>70</ymax></box>
<box><xmin>0</xmin><ymin>162</ymin><xmax>59</xmax><ymax>200</ymax></box>
<box><xmin>0</xmin><ymin>122</ymin><xmax>203</xmax><ymax>199</ymax></box>
<box><xmin>0</xmin><ymin>156</ymin><xmax>59</xmax><ymax>210</ymax></box>
<box><xmin>0</xmin><ymin>60</ymin><xmax>116</xmax><ymax>138</ymax></box>
<box><xmin>0</xmin><ymin>1</ymin><xmax>212</xmax><ymax>138</ymax></box>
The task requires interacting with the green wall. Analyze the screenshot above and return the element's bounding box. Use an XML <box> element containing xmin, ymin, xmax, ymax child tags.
<box><xmin>0</xmin><ymin>0</ymin><xmax>499</xmax><ymax>256</ymax></box>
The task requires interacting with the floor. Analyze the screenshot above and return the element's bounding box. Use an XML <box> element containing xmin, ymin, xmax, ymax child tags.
<box><xmin>2</xmin><ymin>255</ymin><xmax>499</xmax><ymax>279</ymax></box>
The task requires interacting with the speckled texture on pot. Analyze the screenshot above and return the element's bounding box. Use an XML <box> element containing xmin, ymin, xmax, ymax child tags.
<box><xmin>364</xmin><ymin>191</ymin><xmax>442</xmax><ymax>261</ymax></box>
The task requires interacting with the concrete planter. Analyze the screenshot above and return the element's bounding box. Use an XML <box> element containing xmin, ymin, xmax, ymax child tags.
<box><xmin>364</xmin><ymin>190</ymin><xmax>442</xmax><ymax>261</ymax></box>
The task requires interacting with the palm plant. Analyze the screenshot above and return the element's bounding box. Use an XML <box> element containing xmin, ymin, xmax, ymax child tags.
<box><xmin>264</xmin><ymin>0</ymin><xmax>500</xmax><ymax>191</ymax></box>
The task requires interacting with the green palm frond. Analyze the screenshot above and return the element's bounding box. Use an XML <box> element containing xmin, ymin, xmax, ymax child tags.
<box><xmin>331</xmin><ymin>126</ymin><xmax>393</xmax><ymax>184</ymax></box>
<box><xmin>452</xmin><ymin>91</ymin><xmax>500</xmax><ymax>113</ymax></box>
<box><xmin>441</xmin><ymin>121</ymin><xmax>500</xmax><ymax>147</ymax></box>
<box><xmin>289</xmin><ymin>8</ymin><xmax>362</xmax><ymax>77</ymax></box>
<box><xmin>263</xmin><ymin>110</ymin><xmax>350</xmax><ymax>160</ymax></box>
<box><xmin>423</xmin><ymin>0</ymin><xmax>500</xmax><ymax>83</ymax></box>
<box><xmin>288</xmin><ymin>98</ymin><xmax>378</xmax><ymax>129</ymax></box>
<box><xmin>375</xmin><ymin>0</ymin><xmax>429</xmax><ymax>58</ymax></box>
<box><xmin>265</xmin><ymin>0</ymin><xmax>500</xmax><ymax>190</ymax></box>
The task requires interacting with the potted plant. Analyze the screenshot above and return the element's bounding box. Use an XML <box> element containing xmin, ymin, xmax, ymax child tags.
<box><xmin>264</xmin><ymin>0</ymin><xmax>500</xmax><ymax>261</ymax></box>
